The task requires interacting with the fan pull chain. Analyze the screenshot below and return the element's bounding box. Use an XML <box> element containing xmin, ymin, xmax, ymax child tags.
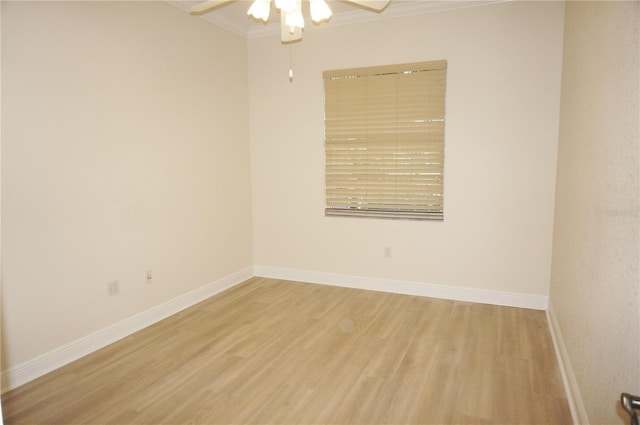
<box><xmin>289</xmin><ymin>43</ymin><xmax>294</xmax><ymax>82</ymax></box>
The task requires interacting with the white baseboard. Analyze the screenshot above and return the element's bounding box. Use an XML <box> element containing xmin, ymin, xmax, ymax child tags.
<box><xmin>253</xmin><ymin>265</ymin><xmax>549</xmax><ymax>310</ymax></box>
<box><xmin>1</xmin><ymin>266</ymin><xmax>254</xmax><ymax>393</ymax></box>
<box><xmin>2</xmin><ymin>265</ymin><xmax>550</xmax><ymax>393</ymax></box>
<box><xmin>546</xmin><ymin>303</ymin><xmax>589</xmax><ymax>425</ymax></box>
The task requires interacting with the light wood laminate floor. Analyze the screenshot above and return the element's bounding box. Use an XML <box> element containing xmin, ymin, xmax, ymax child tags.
<box><xmin>2</xmin><ymin>277</ymin><xmax>572</xmax><ymax>424</ymax></box>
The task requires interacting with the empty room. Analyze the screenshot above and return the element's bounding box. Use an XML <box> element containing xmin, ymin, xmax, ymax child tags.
<box><xmin>1</xmin><ymin>0</ymin><xmax>638</xmax><ymax>424</ymax></box>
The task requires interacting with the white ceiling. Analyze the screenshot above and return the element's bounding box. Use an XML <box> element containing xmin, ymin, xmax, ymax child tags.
<box><xmin>166</xmin><ymin>0</ymin><xmax>507</xmax><ymax>39</ymax></box>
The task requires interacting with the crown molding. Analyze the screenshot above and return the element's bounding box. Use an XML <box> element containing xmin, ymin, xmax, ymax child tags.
<box><xmin>248</xmin><ymin>0</ymin><xmax>508</xmax><ymax>39</ymax></box>
<box><xmin>167</xmin><ymin>1</ymin><xmax>510</xmax><ymax>40</ymax></box>
<box><xmin>166</xmin><ymin>1</ymin><xmax>249</xmax><ymax>37</ymax></box>
<box><xmin>200</xmin><ymin>13</ymin><xmax>251</xmax><ymax>37</ymax></box>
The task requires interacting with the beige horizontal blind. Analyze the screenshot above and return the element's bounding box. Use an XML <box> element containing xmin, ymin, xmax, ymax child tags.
<box><xmin>324</xmin><ymin>60</ymin><xmax>447</xmax><ymax>220</ymax></box>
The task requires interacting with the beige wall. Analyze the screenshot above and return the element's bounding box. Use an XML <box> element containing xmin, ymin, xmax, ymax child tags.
<box><xmin>1</xmin><ymin>1</ymin><xmax>253</xmax><ymax>371</ymax></box>
<box><xmin>10</xmin><ymin>4</ymin><xmax>633</xmax><ymax>417</ymax></box>
<box><xmin>249</xmin><ymin>1</ymin><xmax>565</xmax><ymax>296</ymax></box>
<box><xmin>1</xmin><ymin>0</ymin><xmax>4</xmax><ymax>415</ymax></box>
<box><xmin>549</xmin><ymin>1</ymin><xmax>639</xmax><ymax>424</ymax></box>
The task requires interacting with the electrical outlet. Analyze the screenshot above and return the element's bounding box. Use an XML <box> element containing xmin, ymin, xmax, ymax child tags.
<box><xmin>146</xmin><ymin>269</ymin><xmax>153</xmax><ymax>284</ymax></box>
<box><xmin>107</xmin><ymin>280</ymin><xmax>120</xmax><ymax>297</ymax></box>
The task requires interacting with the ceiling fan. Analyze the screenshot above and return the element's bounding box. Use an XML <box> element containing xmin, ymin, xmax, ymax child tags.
<box><xmin>190</xmin><ymin>0</ymin><xmax>391</xmax><ymax>43</ymax></box>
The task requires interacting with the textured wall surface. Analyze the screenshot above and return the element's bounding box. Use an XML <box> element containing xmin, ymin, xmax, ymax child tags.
<box><xmin>550</xmin><ymin>2</ymin><xmax>639</xmax><ymax>424</ymax></box>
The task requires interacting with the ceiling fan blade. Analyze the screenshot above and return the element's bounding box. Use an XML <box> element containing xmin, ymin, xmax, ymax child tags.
<box><xmin>190</xmin><ymin>0</ymin><xmax>235</xmax><ymax>15</ymax></box>
<box><xmin>341</xmin><ymin>0</ymin><xmax>390</xmax><ymax>12</ymax></box>
<box><xmin>281</xmin><ymin>12</ymin><xmax>302</xmax><ymax>43</ymax></box>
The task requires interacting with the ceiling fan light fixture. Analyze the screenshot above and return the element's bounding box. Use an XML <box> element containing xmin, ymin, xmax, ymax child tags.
<box><xmin>309</xmin><ymin>0</ymin><xmax>332</xmax><ymax>23</ymax></box>
<box><xmin>274</xmin><ymin>0</ymin><xmax>297</xmax><ymax>13</ymax></box>
<box><xmin>284</xmin><ymin>0</ymin><xmax>305</xmax><ymax>30</ymax></box>
<box><xmin>190</xmin><ymin>0</ymin><xmax>390</xmax><ymax>53</ymax></box>
<box><xmin>247</xmin><ymin>0</ymin><xmax>271</xmax><ymax>21</ymax></box>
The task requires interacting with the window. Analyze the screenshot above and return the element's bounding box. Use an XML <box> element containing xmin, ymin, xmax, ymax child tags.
<box><xmin>323</xmin><ymin>60</ymin><xmax>447</xmax><ymax>220</ymax></box>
